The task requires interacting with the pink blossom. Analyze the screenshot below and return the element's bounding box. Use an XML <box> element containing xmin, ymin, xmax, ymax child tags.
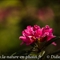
<box><xmin>37</xmin><ymin>7</ymin><xmax>54</xmax><ymax>23</ymax></box>
<box><xmin>19</xmin><ymin>26</ymin><xmax>35</xmax><ymax>45</ymax></box>
<box><xmin>40</xmin><ymin>25</ymin><xmax>55</xmax><ymax>42</ymax></box>
<box><xmin>19</xmin><ymin>25</ymin><xmax>56</xmax><ymax>45</ymax></box>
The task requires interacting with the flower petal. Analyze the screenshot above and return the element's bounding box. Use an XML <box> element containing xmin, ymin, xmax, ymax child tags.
<box><xmin>52</xmin><ymin>42</ymin><xmax>57</xmax><ymax>46</ymax></box>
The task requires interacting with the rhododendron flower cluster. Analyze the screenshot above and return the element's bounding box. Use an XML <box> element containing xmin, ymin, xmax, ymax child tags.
<box><xmin>19</xmin><ymin>25</ymin><xmax>56</xmax><ymax>45</ymax></box>
<box><xmin>37</xmin><ymin>7</ymin><xmax>54</xmax><ymax>22</ymax></box>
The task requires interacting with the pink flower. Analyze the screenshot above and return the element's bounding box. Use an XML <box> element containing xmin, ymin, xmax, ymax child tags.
<box><xmin>19</xmin><ymin>25</ymin><xmax>56</xmax><ymax>45</ymax></box>
<box><xmin>37</xmin><ymin>7</ymin><xmax>54</xmax><ymax>23</ymax></box>
<box><xmin>40</xmin><ymin>25</ymin><xmax>55</xmax><ymax>42</ymax></box>
<box><xmin>19</xmin><ymin>26</ymin><xmax>35</xmax><ymax>45</ymax></box>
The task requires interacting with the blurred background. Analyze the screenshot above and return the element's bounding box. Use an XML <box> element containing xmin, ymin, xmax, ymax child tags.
<box><xmin>0</xmin><ymin>0</ymin><xmax>60</xmax><ymax>56</ymax></box>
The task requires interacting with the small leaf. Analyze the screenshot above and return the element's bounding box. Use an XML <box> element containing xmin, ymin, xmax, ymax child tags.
<box><xmin>39</xmin><ymin>50</ymin><xmax>45</xmax><ymax>58</ymax></box>
<box><xmin>11</xmin><ymin>50</ymin><xmax>27</xmax><ymax>56</ymax></box>
<box><xmin>11</xmin><ymin>47</ymin><xmax>33</xmax><ymax>56</ymax></box>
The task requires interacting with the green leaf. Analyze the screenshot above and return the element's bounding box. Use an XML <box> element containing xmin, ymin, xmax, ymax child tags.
<box><xmin>39</xmin><ymin>50</ymin><xmax>45</xmax><ymax>58</ymax></box>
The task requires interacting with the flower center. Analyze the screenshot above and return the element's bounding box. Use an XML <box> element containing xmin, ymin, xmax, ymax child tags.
<box><xmin>38</xmin><ymin>38</ymin><xmax>40</xmax><ymax>41</ymax></box>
